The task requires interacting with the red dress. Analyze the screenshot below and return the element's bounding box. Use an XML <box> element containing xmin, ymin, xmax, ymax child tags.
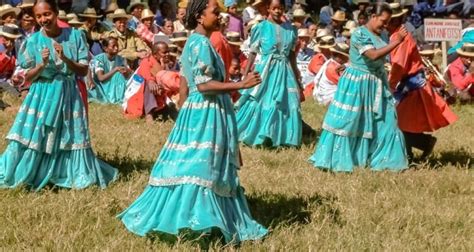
<box><xmin>446</xmin><ymin>57</ymin><xmax>474</xmax><ymax>96</ymax></box>
<box><xmin>389</xmin><ymin>30</ymin><xmax>457</xmax><ymax>133</ymax></box>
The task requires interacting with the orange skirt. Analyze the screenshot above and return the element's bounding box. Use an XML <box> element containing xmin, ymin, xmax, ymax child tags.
<box><xmin>397</xmin><ymin>82</ymin><xmax>458</xmax><ymax>133</ymax></box>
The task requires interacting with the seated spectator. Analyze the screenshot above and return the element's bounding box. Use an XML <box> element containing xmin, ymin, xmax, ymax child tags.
<box><xmin>0</xmin><ymin>4</ymin><xmax>20</xmax><ymax>25</ymax></box>
<box><xmin>446</xmin><ymin>43</ymin><xmax>474</xmax><ymax>103</ymax></box>
<box><xmin>341</xmin><ymin>20</ymin><xmax>357</xmax><ymax>46</ymax></box>
<box><xmin>16</xmin><ymin>6</ymin><xmax>36</xmax><ymax>55</ymax></box>
<box><xmin>0</xmin><ymin>24</ymin><xmax>22</xmax><ymax>95</ymax></box>
<box><xmin>124</xmin><ymin>42</ymin><xmax>180</xmax><ymax>122</ymax></box>
<box><xmin>330</xmin><ymin>10</ymin><xmax>347</xmax><ymax>43</ymax></box>
<box><xmin>296</xmin><ymin>28</ymin><xmax>314</xmax><ymax>86</ymax></box>
<box><xmin>170</xmin><ymin>31</ymin><xmax>187</xmax><ymax>56</ymax></box>
<box><xmin>103</xmin><ymin>9</ymin><xmax>150</xmax><ymax>63</ymax></box>
<box><xmin>243</xmin><ymin>0</ymin><xmax>257</xmax><ymax>25</ymax></box>
<box><xmin>154</xmin><ymin>1</ymin><xmax>173</xmax><ymax>27</ymax></box>
<box><xmin>67</xmin><ymin>14</ymin><xmax>85</xmax><ymax>29</ymax></box>
<box><xmin>303</xmin><ymin>31</ymin><xmax>334</xmax><ymax>97</ymax></box>
<box><xmin>313</xmin><ymin>42</ymin><xmax>349</xmax><ymax>105</ymax></box>
<box><xmin>320</xmin><ymin>0</ymin><xmax>340</xmax><ymax>26</ymax></box>
<box><xmin>292</xmin><ymin>8</ymin><xmax>309</xmax><ymax>29</ymax></box>
<box><xmin>252</xmin><ymin>0</ymin><xmax>269</xmax><ymax>18</ymax></box>
<box><xmin>88</xmin><ymin>37</ymin><xmax>131</xmax><ymax>104</ymax></box>
<box><xmin>226</xmin><ymin>0</ymin><xmax>244</xmax><ymax>38</ymax></box>
<box><xmin>127</xmin><ymin>0</ymin><xmax>147</xmax><ymax>31</ymax></box>
<box><xmin>79</xmin><ymin>7</ymin><xmax>109</xmax><ymax>55</ymax></box>
<box><xmin>136</xmin><ymin>9</ymin><xmax>159</xmax><ymax>47</ymax></box>
<box><xmin>357</xmin><ymin>11</ymin><xmax>368</xmax><ymax>26</ymax></box>
<box><xmin>307</xmin><ymin>23</ymin><xmax>318</xmax><ymax>50</ymax></box>
<box><xmin>159</xmin><ymin>18</ymin><xmax>174</xmax><ymax>36</ymax></box>
<box><xmin>211</xmin><ymin>14</ymin><xmax>233</xmax><ymax>81</ymax></box>
<box><xmin>173</xmin><ymin>6</ymin><xmax>186</xmax><ymax>32</ymax></box>
<box><xmin>103</xmin><ymin>2</ymin><xmax>119</xmax><ymax>30</ymax></box>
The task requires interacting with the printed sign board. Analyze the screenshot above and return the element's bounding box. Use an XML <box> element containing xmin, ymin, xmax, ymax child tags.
<box><xmin>424</xmin><ymin>18</ymin><xmax>462</xmax><ymax>42</ymax></box>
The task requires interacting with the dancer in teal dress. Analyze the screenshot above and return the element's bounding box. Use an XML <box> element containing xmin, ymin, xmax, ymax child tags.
<box><xmin>88</xmin><ymin>37</ymin><xmax>130</xmax><ymax>104</ymax></box>
<box><xmin>309</xmin><ymin>2</ymin><xmax>409</xmax><ymax>172</ymax></box>
<box><xmin>0</xmin><ymin>0</ymin><xmax>118</xmax><ymax>190</ymax></box>
<box><xmin>118</xmin><ymin>0</ymin><xmax>268</xmax><ymax>243</ymax></box>
<box><xmin>236</xmin><ymin>0</ymin><xmax>302</xmax><ymax>148</ymax></box>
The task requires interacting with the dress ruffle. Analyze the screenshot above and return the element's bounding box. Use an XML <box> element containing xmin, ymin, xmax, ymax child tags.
<box><xmin>88</xmin><ymin>72</ymin><xmax>127</xmax><ymax>104</ymax></box>
<box><xmin>118</xmin><ymin>184</ymin><xmax>268</xmax><ymax>243</ymax></box>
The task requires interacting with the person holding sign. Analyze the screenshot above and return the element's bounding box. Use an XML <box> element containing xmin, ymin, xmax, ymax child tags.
<box><xmin>309</xmin><ymin>2</ymin><xmax>408</xmax><ymax>172</ymax></box>
<box><xmin>387</xmin><ymin>3</ymin><xmax>458</xmax><ymax>161</ymax></box>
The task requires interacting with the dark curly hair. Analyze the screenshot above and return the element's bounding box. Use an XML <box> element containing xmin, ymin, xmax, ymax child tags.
<box><xmin>33</xmin><ymin>0</ymin><xmax>59</xmax><ymax>14</ymax></box>
<box><xmin>184</xmin><ymin>0</ymin><xmax>209</xmax><ymax>30</ymax></box>
<box><xmin>366</xmin><ymin>2</ymin><xmax>392</xmax><ymax>17</ymax></box>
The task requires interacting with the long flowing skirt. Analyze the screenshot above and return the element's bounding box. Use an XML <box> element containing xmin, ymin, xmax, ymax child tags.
<box><xmin>309</xmin><ymin>67</ymin><xmax>408</xmax><ymax>172</ymax></box>
<box><xmin>0</xmin><ymin>76</ymin><xmax>118</xmax><ymax>190</ymax></box>
<box><xmin>118</xmin><ymin>92</ymin><xmax>267</xmax><ymax>243</ymax></box>
<box><xmin>88</xmin><ymin>73</ymin><xmax>127</xmax><ymax>104</ymax></box>
<box><xmin>236</xmin><ymin>57</ymin><xmax>302</xmax><ymax>147</ymax></box>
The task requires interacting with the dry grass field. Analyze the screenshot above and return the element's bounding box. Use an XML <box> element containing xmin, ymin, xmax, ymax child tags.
<box><xmin>0</xmin><ymin>93</ymin><xmax>473</xmax><ymax>250</ymax></box>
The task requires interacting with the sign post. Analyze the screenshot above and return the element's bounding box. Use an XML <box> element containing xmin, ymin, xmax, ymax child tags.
<box><xmin>424</xmin><ymin>18</ymin><xmax>462</xmax><ymax>70</ymax></box>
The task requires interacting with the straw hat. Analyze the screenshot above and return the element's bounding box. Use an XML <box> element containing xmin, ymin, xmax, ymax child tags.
<box><xmin>127</xmin><ymin>0</ymin><xmax>149</xmax><ymax>13</ymax></box>
<box><xmin>105</xmin><ymin>2</ymin><xmax>119</xmax><ymax>14</ymax></box>
<box><xmin>293</xmin><ymin>8</ymin><xmax>309</xmax><ymax>18</ymax></box>
<box><xmin>252</xmin><ymin>0</ymin><xmax>266</xmax><ymax>7</ymax></box>
<box><xmin>17</xmin><ymin>0</ymin><xmax>35</xmax><ymax>9</ymax></box>
<box><xmin>67</xmin><ymin>14</ymin><xmax>84</xmax><ymax>26</ymax></box>
<box><xmin>330</xmin><ymin>42</ymin><xmax>349</xmax><ymax>57</ymax></box>
<box><xmin>317</xmin><ymin>35</ymin><xmax>336</xmax><ymax>49</ymax></box>
<box><xmin>316</xmin><ymin>28</ymin><xmax>331</xmax><ymax>39</ymax></box>
<box><xmin>140</xmin><ymin>9</ymin><xmax>155</xmax><ymax>20</ymax></box>
<box><xmin>456</xmin><ymin>43</ymin><xmax>474</xmax><ymax>57</ymax></box>
<box><xmin>178</xmin><ymin>1</ymin><xmax>188</xmax><ymax>9</ymax></box>
<box><xmin>331</xmin><ymin>10</ymin><xmax>347</xmax><ymax>22</ymax></box>
<box><xmin>389</xmin><ymin>3</ymin><xmax>409</xmax><ymax>18</ymax></box>
<box><xmin>226</xmin><ymin>31</ymin><xmax>242</xmax><ymax>46</ymax></box>
<box><xmin>0</xmin><ymin>4</ymin><xmax>21</xmax><ymax>18</ymax></box>
<box><xmin>170</xmin><ymin>31</ymin><xmax>188</xmax><ymax>42</ymax></box>
<box><xmin>419</xmin><ymin>44</ymin><xmax>435</xmax><ymax>56</ymax></box>
<box><xmin>79</xmin><ymin>7</ymin><xmax>103</xmax><ymax>19</ymax></box>
<box><xmin>342</xmin><ymin>20</ymin><xmax>357</xmax><ymax>37</ymax></box>
<box><xmin>58</xmin><ymin>10</ymin><xmax>69</xmax><ymax>21</ymax></box>
<box><xmin>298</xmin><ymin>28</ymin><xmax>310</xmax><ymax>38</ymax></box>
<box><xmin>0</xmin><ymin>24</ymin><xmax>22</xmax><ymax>39</ymax></box>
<box><xmin>110</xmin><ymin>9</ymin><xmax>132</xmax><ymax>21</ymax></box>
<box><xmin>66</xmin><ymin>13</ymin><xmax>78</xmax><ymax>20</ymax></box>
<box><xmin>169</xmin><ymin>44</ymin><xmax>179</xmax><ymax>57</ymax></box>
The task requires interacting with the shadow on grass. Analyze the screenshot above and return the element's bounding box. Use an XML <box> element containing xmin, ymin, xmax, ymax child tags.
<box><xmin>425</xmin><ymin>148</ymin><xmax>473</xmax><ymax>169</ymax></box>
<box><xmin>97</xmin><ymin>148</ymin><xmax>155</xmax><ymax>180</ymax></box>
<box><xmin>141</xmin><ymin>191</ymin><xmax>343</xmax><ymax>249</ymax></box>
<box><xmin>247</xmin><ymin>191</ymin><xmax>343</xmax><ymax>228</ymax></box>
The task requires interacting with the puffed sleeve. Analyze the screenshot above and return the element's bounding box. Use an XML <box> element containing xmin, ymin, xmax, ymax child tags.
<box><xmin>249</xmin><ymin>22</ymin><xmax>262</xmax><ymax>53</ymax></box>
<box><xmin>75</xmin><ymin>29</ymin><xmax>89</xmax><ymax>65</ymax></box>
<box><xmin>94</xmin><ymin>55</ymin><xmax>105</xmax><ymax>74</ymax></box>
<box><xmin>191</xmin><ymin>39</ymin><xmax>215</xmax><ymax>85</ymax></box>
<box><xmin>351</xmin><ymin>28</ymin><xmax>375</xmax><ymax>55</ymax></box>
<box><xmin>16</xmin><ymin>38</ymin><xmax>36</xmax><ymax>71</ymax></box>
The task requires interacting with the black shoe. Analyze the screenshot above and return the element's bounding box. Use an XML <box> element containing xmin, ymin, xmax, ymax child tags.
<box><xmin>421</xmin><ymin>136</ymin><xmax>437</xmax><ymax>160</ymax></box>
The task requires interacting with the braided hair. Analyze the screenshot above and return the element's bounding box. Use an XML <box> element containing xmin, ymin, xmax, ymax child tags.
<box><xmin>184</xmin><ymin>0</ymin><xmax>209</xmax><ymax>30</ymax></box>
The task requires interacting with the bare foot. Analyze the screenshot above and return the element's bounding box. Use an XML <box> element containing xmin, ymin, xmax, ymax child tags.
<box><xmin>145</xmin><ymin>114</ymin><xmax>154</xmax><ymax>124</ymax></box>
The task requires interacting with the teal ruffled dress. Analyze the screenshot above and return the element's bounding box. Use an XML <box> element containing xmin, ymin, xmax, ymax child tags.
<box><xmin>88</xmin><ymin>53</ymin><xmax>127</xmax><ymax>104</ymax></box>
<box><xmin>0</xmin><ymin>28</ymin><xmax>118</xmax><ymax>190</ymax></box>
<box><xmin>118</xmin><ymin>33</ymin><xmax>267</xmax><ymax>243</ymax></box>
<box><xmin>236</xmin><ymin>20</ymin><xmax>302</xmax><ymax>147</ymax></box>
<box><xmin>309</xmin><ymin>26</ymin><xmax>408</xmax><ymax>172</ymax></box>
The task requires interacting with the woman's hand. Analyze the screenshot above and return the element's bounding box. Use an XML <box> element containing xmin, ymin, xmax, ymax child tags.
<box><xmin>41</xmin><ymin>48</ymin><xmax>50</xmax><ymax>65</ymax></box>
<box><xmin>240</xmin><ymin>72</ymin><xmax>261</xmax><ymax>89</ymax></box>
<box><xmin>394</xmin><ymin>26</ymin><xmax>408</xmax><ymax>44</ymax></box>
<box><xmin>53</xmin><ymin>42</ymin><xmax>65</xmax><ymax>60</ymax></box>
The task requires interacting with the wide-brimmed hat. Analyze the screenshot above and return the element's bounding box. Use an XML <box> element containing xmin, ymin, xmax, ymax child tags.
<box><xmin>0</xmin><ymin>4</ymin><xmax>21</xmax><ymax>18</ymax></box>
<box><xmin>316</xmin><ymin>28</ymin><xmax>331</xmax><ymax>39</ymax></box>
<box><xmin>298</xmin><ymin>28</ymin><xmax>310</xmax><ymax>38</ymax></box>
<box><xmin>419</xmin><ymin>44</ymin><xmax>435</xmax><ymax>56</ymax></box>
<box><xmin>110</xmin><ymin>9</ymin><xmax>132</xmax><ymax>21</ymax></box>
<box><xmin>79</xmin><ymin>7</ymin><xmax>103</xmax><ymax>19</ymax></box>
<box><xmin>356</xmin><ymin>0</ymin><xmax>370</xmax><ymax>5</ymax></box>
<box><xmin>67</xmin><ymin>14</ymin><xmax>84</xmax><ymax>26</ymax></box>
<box><xmin>456</xmin><ymin>43</ymin><xmax>474</xmax><ymax>57</ymax></box>
<box><xmin>0</xmin><ymin>24</ymin><xmax>22</xmax><ymax>39</ymax></box>
<box><xmin>226</xmin><ymin>31</ymin><xmax>242</xmax><ymax>46</ymax></box>
<box><xmin>58</xmin><ymin>10</ymin><xmax>70</xmax><ymax>21</ymax></box>
<box><xmin>331</xmin><ymin>10</ymin><xmax>347</xmax><ymax>22</ymax></box>
<box><xmin>252</xmin><ymin>0</ymin><xmax>266</xmax><ymax>7</ymax></box>
<box><xmin>293</xmin><ymin>8</ymin><xmax>308</xmax><ymax>18</ymax></box>
<box><xmin>105</xmin><ymin>2</ymin><xmax>119</xmax><ymax>14</ymax></box>
<box><xmin>66</xmin><ymin>13</ymin><xmax>78</xmax><ymax>20</ymax></box>
<box><xmin>389</xmin><ymin>3</ymin><xmax>409</xmax><ymax>18</ymax></box>
<box><xmin>330</xmin><ymin>42</ymin><xmax>349</xmax><ymax>57</ymax></box>
<box><xmin>317</xmin><ymin>35</ymin><xmax>336</xmax><ymax>49</ymax></box>
<box><xmin>169</xmin><ymin>44</ymin><xmax>179</xmax><ymax>57</ymax></box>
<box><xmin>342</xmin><ymin>20</ymin><xmax>358</xmax><ymax>37</ymax></box>
<box><xmin>127</xmin><ymin>0</ymin><xmax>149</xmax><ymax>13</ymax></box>
<box><xmin>170</xmin><ymin>31</ymin><xmax>188</xmax><ymax>42</ymax></box>
<box><xmin>178</xmin><ymin>0</ymin><xmax>188</xmax><ymax>9</ymax></box>
<box><xmin>17</xmin><ymin>0</ymin><xmax>35</xmax><ymax>9</ymax></box>
<box><xmin>140</xmin><ymin>9</ymin><xmax>154</xmax><ymax>20</ymax></box>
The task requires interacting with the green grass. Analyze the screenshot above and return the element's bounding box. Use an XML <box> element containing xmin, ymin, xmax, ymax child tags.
<box><xmin>0</xmin><ymin>94</ymin><xmax>473</xmax><ymax>250</ymax></box>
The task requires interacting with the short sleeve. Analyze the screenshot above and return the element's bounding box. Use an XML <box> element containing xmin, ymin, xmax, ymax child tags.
<box><xmin>351</xmin><ymin>28</ymin><xmax>375</xmax><ymax>55</ymax></box>
<box><xmin>75</xmin><ymin>30</ymin><xmax>89</xmax><ymax>65</ymax></box>
<box><xmin>94</xmin><ymin>56</ymin><xmax>105</xmax><ymax>74</ymax></box>
<box><xmin>249</xmin><ymin>22</ymin><xmax>262</xmax><ymax>53</ymax></box>
<box><xmin>191</xmin><ymin>40</ymin><xmax>215</xmax><ymax>85</ymax></box>
<box><xmin>16</xmin><ymin>39</ymin><xmax>36</xmax><ymax>70</ymax></box>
